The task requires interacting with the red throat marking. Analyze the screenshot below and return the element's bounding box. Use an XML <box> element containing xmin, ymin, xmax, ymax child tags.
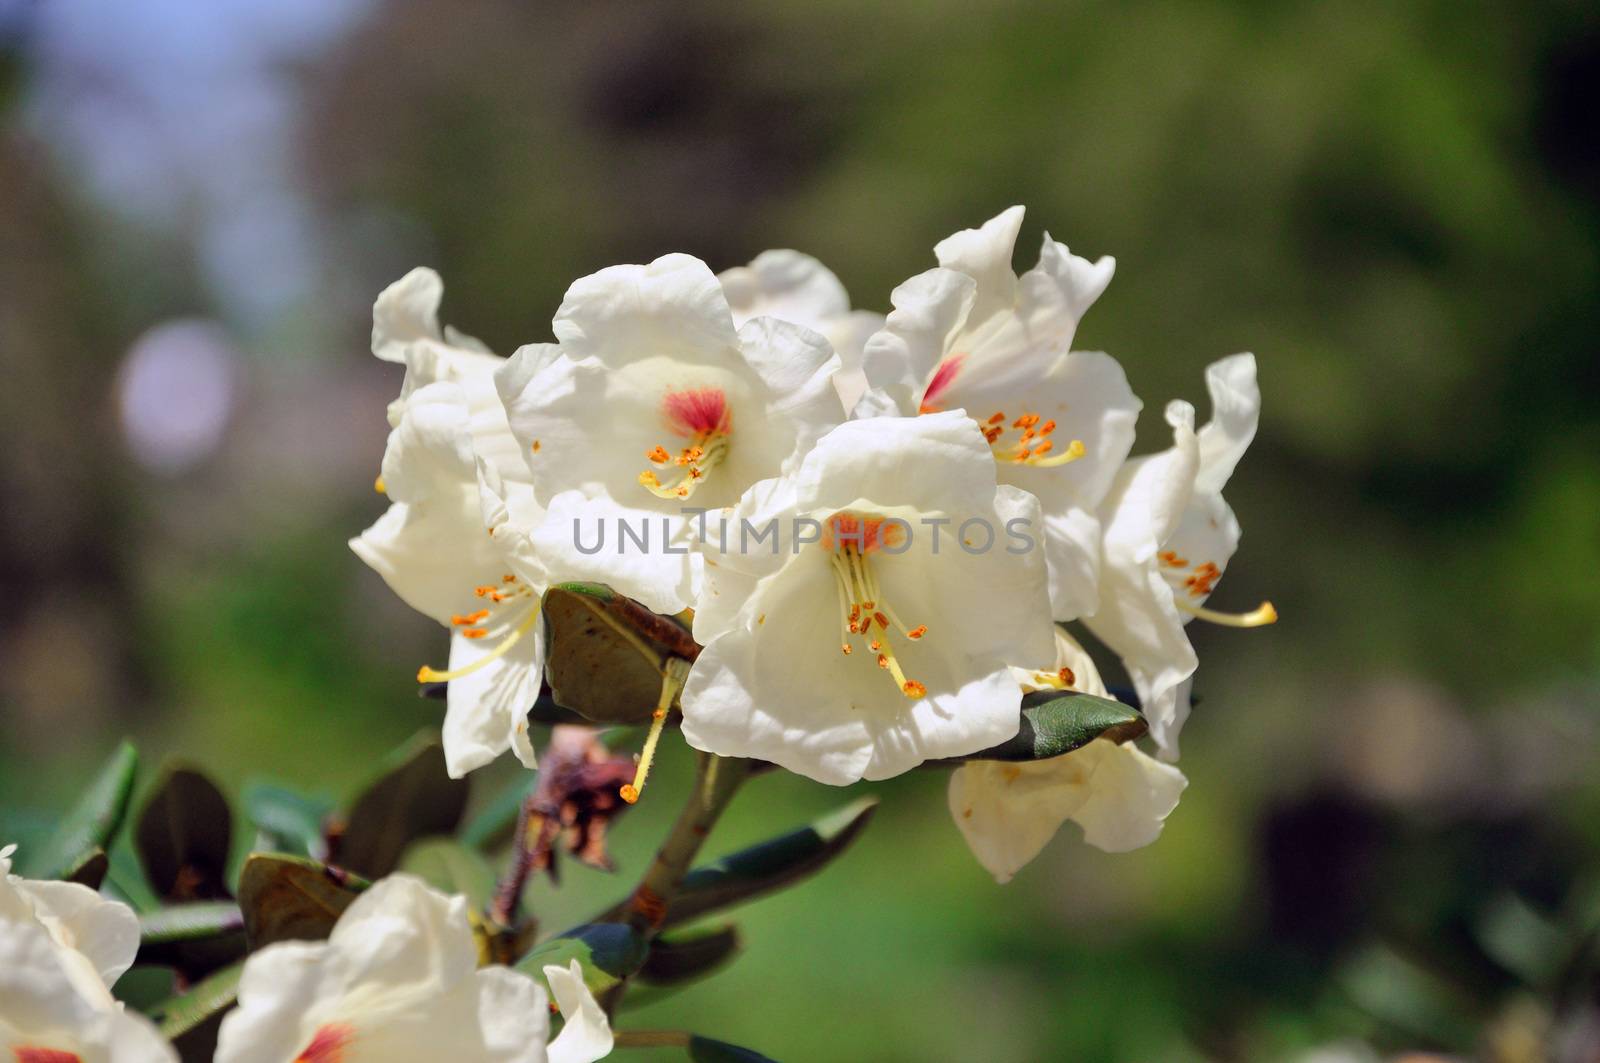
<box><xmin>14</xmin><ymin>1050</ymin><xmax>84</xmax><ymax>1063</ymax></box>
<box><xmin>662</xmin><ymin>387</ymin><xmax>731</xmax><ymax>437</ymax></box>
<box><xmin>295</xmin><ymin>1024</ymin><xmax>354</xmax><ymax>1063</ymax></box>
<box><xmin>918</xmin><ymin>355</ymin><xmax>966</xmax><ymax>414</ymax></box>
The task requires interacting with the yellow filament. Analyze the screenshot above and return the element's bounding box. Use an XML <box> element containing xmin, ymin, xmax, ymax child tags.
<box><xmin>1175</xmin><ymin>599</ymin><xmax>1278</xmax><ymax>628</ymax></box>
<box><xmin>639</xmin><ymin>435</ymin><xmax>730</xmax><ymax>501</ymax></box>
<box><xmin>416</xmin><ymin>605</ymin><xmax>540</xmax><ymax>683</ymax></box>
<box><xmin>994</xmin><ymin>437</ymin><xmax>1087</xmax><ymax>467</ymax></box>
<box><xmin>620</xmin><ymin>659</ymin><xmax>691</xmax><ymax>804</ymax></box>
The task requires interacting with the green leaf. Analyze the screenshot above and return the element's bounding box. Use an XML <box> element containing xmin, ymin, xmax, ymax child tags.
<box><xmin>399</xmin><ymin>838</ymin><xmax>496</xmax><ymax>908</ymax></box>
<box><xmin>688</xmin><ymin>1035</ymin><xmax>780</xmax><ymax>1062</ymax></box>
<box><xmin>63</xmin><ymin>847</ymin><xmax>109</xmax><ymax>889</ymax></box>
<box><xmin>104</xmin><ymin>841</ymin><xmax>162</xmax><ymax>913</ymax></box>
<box><xmin>515</xmin><ymin>922</ymin><xmax>649</xmax><ymax>996</ymax></box>
<box><xmin>638</xmin><ymin>922</ymin><xmax>741</xmax><ymax>986</ymax></box>
<box><xmin>112</xmin><ymin>965</ymin><xmax>177</xmax><ymax>1011</ymax></box>
<box><xmin>242</xmin><ymin>780</ymin><xmax>333</xmax><ymax>859</ymax></box>
<box><xmin>20</xmin><ymin>741</ymin><xmax>138</xmax><ymax>880</ymax></box>
<box><xmin>236</xmin><ymin>853</ymin><xmax>367</xmax><ymax>949</ymax></box>
<box><xmin>336</xmin><ymin>732</ymin><xmax>469</xmax><ymax>878</ymax></box>
<box><xmin>140</xmin><ymin>902</ymin><xmax>245</xmax><ymax>945</ymax></box>
<box><xmin>595</xmin><ymin>798</ymin><xmax>876</xmax><ymax>932</ymax></box>
<box><xmin>136</xmin><ymin>766</ymin><xmax>233</xmax><ymax>901</ymax></box>
<box><xmin>138</xmin><ymin>902</ymin><xmax>248</xmax><ymax>977</ymax></box>
<box><xmin>542</xmin><ymin>582</ymin><xmax>698</xmax><ymax>724</ymax></box>
<box><xmin>151</xmin><ymin>960</ymin><xmax>242</xmax><ymax>1061</ymax></box>
<box><xmin>959</xmin><ymin>689</ymin><xmax>1147</xmax><ymax>762</ymax></box>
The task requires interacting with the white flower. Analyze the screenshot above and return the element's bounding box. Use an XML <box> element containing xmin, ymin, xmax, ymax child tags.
<box><xmin>215</xmin><ymin>875</ymin><xmax>612</xmax><ymax>1063</ymax></box>
<box><xmin>0</xmin><ymin>917</ymin><xmax>176</xmax><ymax>1063</ymax></box>
<box><xmin>680</xmin><ymin>411</ymin><xmax>1056</xmax><ymax>785</ymax></box>
<box><xmin>0</xmin><ymin>844</ymin><xmax>140</xmax><ymax>1007</ymax></box>
<box><xmin>854</xmin><ymin>207</ymin><xmax>1139</xmax><ymax>621</ymax></box>
<box><xmin>718</xmin><ymin>250</ymin><xmax>884</xmax><ymax>410</ymax></box>
<box><xmin>1084</xmin><ymin>354</ymin><xmax>1269</xmax><ymax>760</ymax></box>
<box><xmin>352</xmin><ymin>270</ymin><xmax>549</xmax><ymax>778</ymax></box>
<box><xmin>497</xmin><ymin>253</ymin><xmax>844</xmax><ymax>615</ymax></box>
<box><xmin>945</xmin><ymin>633</ymin><xmax>1187</xmax><ymax>883</ymax></box>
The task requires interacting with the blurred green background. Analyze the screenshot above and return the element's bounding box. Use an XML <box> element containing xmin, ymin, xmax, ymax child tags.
<box><xmin>1</xmin><ymin>0</ymin><xmax>1597</xmax><ymax>1058</ymax></box>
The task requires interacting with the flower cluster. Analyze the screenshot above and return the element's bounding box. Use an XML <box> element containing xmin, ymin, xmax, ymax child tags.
<box><xmin>354</xmin><ymin>205</ymin><xmax>1272</xmax><ymax>884</ymax></box>
<box><xmin>1</xmin><ymin>844</ymin><xmax>610</xmax><ymax>1062</ymax></box>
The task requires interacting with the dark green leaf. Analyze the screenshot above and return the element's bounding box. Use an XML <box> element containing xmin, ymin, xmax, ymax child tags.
<box><xmin>515</xmin><ymin>922</ymin><xmax>649</xmax><ymax>996</ymax></box>
<box><xmin>19</xmin><ymin>741</ymin><xmax>137</xmax><ymax>880</ymax></box>
<box><xmin>64</xmin><ymin>847</ymin><xmax>108</xmax><ymax>889</ymax></box>
<box><xmin>689</xmin><ymin>1035</ymin><xmax>780</xmax><ymax>1062</ymax></box>
<box><xmin>237</xmin><ymin>853</ymin><xmax>367</xmax><ymax>949</ymax></box>
<box><xmin>542</xmin><ymin>582</ymin><xmax>698</xmax><ymax>725</ymax></box>
<box><xmin>399</xmin><ymin>838</ymin><xmax>495</xmax><ymax>908</ymax></box>
<box><xmin>140</xmin><ymin>902</ymin><xmax>244</xmax><ymax>945</ymax></box>
<box><xmin>336</xmin><ymin>732</ymin><xmax>469</xmax><ymax>878</ymax></box>
<box><xmin>242</xmin><ymin>781</ymin><xmax>333</xmax><ymax>859</ymax></box>
<box><xmin>638</xmin><ymin>923</ymin><xmax>741</xmax><ymax>986</ymax></box>
<box><xmin>151</xmin><ymin>960</ymin><xmax>242</xmax><ymax>1062</ymax></box>
<box><xmin>138</xmin><ymin>902</ymin><xmax>247</xmax><ymax>977</ymax></box>
<box><xmin>112</xmin><ymin>965</ymin><xmax>177</xmax><ymax>1011</ymax></box>
<box><xmin>136</xmin><ymin>766</ymin><xmax>233</xmax><ymax>901</ymax></box>
<box><xmin>959</xmin><ymin>689</ymin><xmax>1147</xmax><ymax>763</ymax></box>
<box><xmin>594</xmin><ymin>798</ymin><xmax>876</xmax><ymax>932</ymax></box>
<box><xmin>104</xmin><ymin>841</ymin><xmax>162</xmax><ymax>913</ymax></box>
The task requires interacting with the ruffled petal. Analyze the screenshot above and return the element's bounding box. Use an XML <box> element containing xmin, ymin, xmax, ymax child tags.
<box><xmin>372</xmin><ymin>267</ymin><xmax>443</xmax><ymax>362</ymax></box>
<box><xmin>544</xmin><ymin>959</ymin><xmax>613</xmax><ymax>1063</ymax></box>
<box><xmin>933</xmin><ymin>205</ymin><xmax>1025</xmax><ymax>327</ymax></box>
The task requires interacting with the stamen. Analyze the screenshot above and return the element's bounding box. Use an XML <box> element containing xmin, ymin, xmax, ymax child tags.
<box><xmin>826</xmin><ymin>512</ymin><xmax>927</xmax><ymax>699</ymax></box>
<box><xmin>417</xmin><ymin>583</ymin><xmax>539</xmax><ymax>683</ymax></box>
<box><xmin>1175</xmin><ymin>599</ymin><xmax>1278</xmax><ymax>628</ymax></box>
<box><xmin>373</xmin><ymin>475</ymin><xmax>386</xmax><ymax>495</ymax></box>
<box><xmin>983</xmin><ymin>409</ymin><xmax>1089</xmax><ymax>467</ymax></box>
<box><xmin>620</xmin><ymin>659</ymin><xmax>690</xmax><ymax>804</ymax></box>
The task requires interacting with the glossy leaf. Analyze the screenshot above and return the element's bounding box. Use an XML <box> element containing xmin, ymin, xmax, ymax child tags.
<box><xmin>136</xmin><ymin>766</ymin><xmax>233</xmax><ymax>901</ymax></box>
<box><xmin>594</xmin><ymin>798</ymin><xmax>876</xmax><ymax>932</ymax></box>
<box><xmin>243</xmin><ymin>780</ymin><xmax>334</xmax><ymax>859</ymax></box>
<box><xmin>638</xmin><ymin>922</ymin><xmax>741</xmax><ymax>986</ymax></box>
<box><xmin>19</xmin><ymin>740</ymin><xmax>137</xmax><ymax>880</ymax></box>
<box><xmin>336</xmin><ymin>732</ymin><xmax>469</xmax><ymax>878</ymax></box>
<box><xmin>399</xmin><ymin>838</ymin><xmax>495</xmax><ymax>908</ymax></box>
<box><xmin>63</xmin><ymin>847</ymin><xmax>109</xmax><ymax>889</ymax></box>
<box><xmin>958</xmin><ymin>689</ymin><xmax>1147</xmax><ymax>763</ymax></box>
<box><xmin>542</xmin><ymin>582</ymin><xmax>698</xmax><ymax>724</ymax></box>
<box><xmin>152</xmin><ymin>960</ymin><xmax>243</xmax><ymax>1061</ymax></box>
<box><xmin>236</xmin><ymin>853</ymin><xmax>367</xmax><ymax>949</ymax></box>
<box><xmin>515</xmin><ymin>922</ymin><xmax>649</xmax><ymax>997</ymax></box>
<box><xmin>140</xmin><ymin>902</ymin><xmax>245</xmax><ymax>945</ymax></box>
<box><xmin>689</xmin><ymin>1036</ymin><xmax>779</xmax><ymax>1062</ymax></box>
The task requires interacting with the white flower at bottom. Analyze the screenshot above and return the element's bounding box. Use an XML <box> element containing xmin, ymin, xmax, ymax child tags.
<box><xmin>947</xmin><ymin>632</ymin><xmax>1187</xmax><ymax>884</ymax></box>
<box><xmin>0</xmin><ymin>917</ymin><xmax>176</xmax><ymax>1063</ymax></box>
<box><xmin>718</xmin><ymin>250</ymin><xmax>884</xmax><ymax>411</ymax></box>
<box><xmin>681</xmin><ymin>411</ymin><xmax>1056</xmax><ymax>785</ymax></box>
<box><xmin>0</xmin><ymin>844</ymin><xmax>140</xmax><ymax>1007</ymax></box>
<box><xmin>215</xmin><ymin>875</ymin><xmax>611</xmax><ymax>1063</ymax></box>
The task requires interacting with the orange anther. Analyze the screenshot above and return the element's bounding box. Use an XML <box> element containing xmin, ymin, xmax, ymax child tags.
<box><xmin>873</xmin><ymin>611</ymin><xmax>890</xmax><ymax>629</ymax></box>
<box><xmin>1039</xmin><ymin>420</ymin><xmax>1056</xmax><ymax>434</ymax></box>
<box><xmin>647</xmin><ymin>445</ymin><xmax>671</xmax><ymax>463</ymax></box>
<box><xmin>902</xmin><ymin>680</ymin><xmax>926</xmax><ymax>698</ymax></box>
<box><xmin>462</xmin><ymin>628</ymin><xmax>489</xmax><ymax>639</ymax></box>
<box><xmin>1058</xmin><ymin>666</ymin><xmax>1076</xmax><ymax>685</ymax></box>
<box><xmin>908</xmin><ymin>625</ymin><xmax>927</xmax><ymax>640</ymax></box>
<box><xmin>1033</xmin><ymin>440</ymin><xmax>1054</xmax><ymax>456</ymax></box>
<box><xmin>987</xmin><ymin>412</ymin><xmax>1006</xmax><ymax>425</ymax></box>
<box><xmin>876</xmin><ymin>654</ymin><xmax>890</xmax><ymax>669</ymax></box>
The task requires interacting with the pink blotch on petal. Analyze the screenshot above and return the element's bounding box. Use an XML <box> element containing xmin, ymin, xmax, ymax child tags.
<box><xmin>295</xmin><ymin>1024</ymin><xmax>355</xmax><ymax>1063</ymax></box>
<box><xmin>918</xmin><ymin>355</ymin><xmax>965</xmax><ymax>414</ymax></box>
<box><xmin>14</xmin><ymin>1050</ymin><xmax>83</xmax><ymax>1063</ymax></box>
<box><xmin>662</xmin><ymin>387</ymin><xmax>731</xmax><ymax>437</ymax></box>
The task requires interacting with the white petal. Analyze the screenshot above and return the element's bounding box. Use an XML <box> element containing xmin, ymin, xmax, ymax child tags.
<box><xmin>327</xmin><ymin>875</ymin><xmax>479</xmax><ymax>994</ymax></box>
<box><xmin>531</xmin><ymin>490</ymin><xmax>700</xmax><ymax>616</ymax></box>
<box><xmin>857</xmin><ymin>268</ymin><xmax>976</xmax><ymax>417</ymax></box>
<box><xmin>719</xmin><ymin>249</ymin><xmax>851</xmax><ymax>327</ymax></box>
<box><xmin>472</xmin><ymin>965</ymin><xmax>553</xmax><ymax>1063</ymax></box>
<box><xmin>1016</xmin><ymin>234</ymin><xmax>1115</xmax><ymax>351</ymax></box>
<box><xmin>1098</xmin><ymin>400</ymin><xmax>1198</xmax><ymax>564</ymax></box>
<box><xmin>544</xmin><ymin>959</ymin><xmax>614</xmax><ymax>1063</ymax></box>
<box><xmin>372</xmin><ymin>267</ymin><xmax>444</xmax><ymax>362</ymax></box>
<box><xmin>1067</xmin><ymin>739</ymin><xmax>1188</xmax><ymax>852</ymax></box>
<box><xmin>728</xmin><ymin>315</ymin><xmax>845</xmax><ymax>481</ymax></box>
<box><xmin>214</xmin><ymin>941</ymin><xmax>333</xmax><ymax>1063</ymax></box>
<box><xmin>792</xmin><ymin>410</ymin><xmax>1000</xmax><ymax>519</ymax></box>
<box><xmin>12</xmin><ymin>878</ymin><xmax>141</xmax><ymax>987</ymax></box>
<box><xmin>1195</xmin><ymin>352</ymin><xmax>1259</xmax><ymax>495</ymax></box>
<box><xmin>933</xmin><ymin>205</ymin><xmax>1025</xmax><ymax>327</ymax></box>
<box><xmin>948</xmin><ymin>758</ymin><xmax>1088</xmax><ymax>883</ymax></box>
<box><xmin>0</xmin><ymin>918</ymin><xmax>111</xmax><ymax>1041</ymax></box>
<box><xmin>441</xmin><ymin>625</ymin><xmax>545</xmax><ymax>777</ymax></box>
<box><xmin>1084</xmin><ymin>554</ymin><xmax>1197</xmax><ymax>760</ymax></box>
<box><xmin>553</xmin><ymin>253</ymin><xmax>740</xmax><ymax>369</ymax></box>
<box><xmin>1040</xmin><ymin>506</ymin><xmax>1102</xmax><ymax>621</ymax></box>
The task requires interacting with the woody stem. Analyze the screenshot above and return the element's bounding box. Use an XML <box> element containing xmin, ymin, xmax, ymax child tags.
<box><xmin>623</xmin><ymin>751</ymin><xmax>749</xmax><ymax>934</ymax></box>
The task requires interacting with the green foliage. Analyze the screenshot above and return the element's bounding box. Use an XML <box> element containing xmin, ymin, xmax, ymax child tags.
<box><xmin>688</xmin><ymin>1036</ymin><xmax>780</xmax><ymax>1063</ymax></box>
<box><xmin>17</xmin><ymin>741</ymin><xmax>137</xmax><ymax>880</ymax></box>
<box><xmin>241</xmin><ymin>781</ymin><xmax>334</xmax><ymax>859</ymax></box>
<box><xmin>517</xmin><ymin>921</ymin><xmax>651</xmax><ymax>996</ymax></box>
<box><xmin>399</xmin><ymin>837</ymin><xmax>496</xmax><ymax>909</ymax></box>
<box><xmin>150</xmin><ymin>961</ymin><xmax>243</xmax><ymax>1062</ymax></box>
<box><xmin>136</xmin><ymin>765</ymin><xmax>234</xmax><ymax>900</ymax></box>
<box><xmin>639</xmin><ymin>923</ymin><xmax>743</xmax><ymax>987</ymax></box>
<box><xmin>960</xmin><ymin>689</ymin><xmax>1147</xmax><ymax>763</ymax></box>
<box><xmin>335</xmin><ymin>732</ymin><xmax>469</xmax><ymax>878</ymax></box>
<box><xmin>236</xmin><ymin>853</ymin><xmax>367</xmax><ymax>949</ymax></box>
